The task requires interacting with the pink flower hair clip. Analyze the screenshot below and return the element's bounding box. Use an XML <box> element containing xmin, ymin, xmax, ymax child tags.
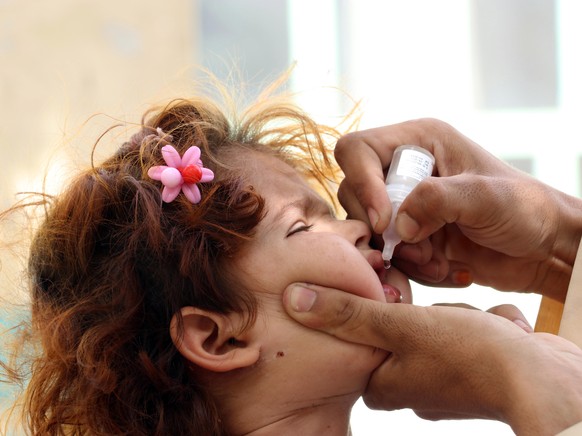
<box><xmin>147</xmin><ymin>134</ymin><xmax>214</xmax><ymax>204</ymax></box>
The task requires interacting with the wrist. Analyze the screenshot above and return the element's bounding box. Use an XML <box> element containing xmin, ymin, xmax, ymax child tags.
<box><xmin>505</xmin><ymin>375</ymin><xmax>582</xmax><ymax>435</ymax></box>
<box><xmin>547</xmin><ymin>189</ymin><xmax>582</xmax><ymax>300</ymax></box>
<box><xmin>501</xmin><ymin>337</ymin><xmax>582</xmax><ymax>435</ymax></box>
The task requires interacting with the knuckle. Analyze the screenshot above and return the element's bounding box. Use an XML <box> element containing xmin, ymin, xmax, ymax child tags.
<box><xmin>330</xmin><ymin>297</ymin><xmax>364</xmax><ymax>334</ymax></box>
<box><xmin>337</xmin><ymin>182</ymin><xmax>366</xmax><ymax>221</ymax></box>
<box><xmin>410</xmin><ymin>178</ymin><xmax>447</xmax><ymax>215</ymax></box>
<box><xmin>334</xmin><ymin>131</ymin><xmax>363</xmax><ymax>163</ymax></box>
<box><xmin>336</xmin><ymin>181</ymin><xmax>350</xmax><ymax>207</ymax></box>
<box><xmin>411</xmin><ymin>117</ymin><xmax>452</xmax><ymax>135</ymax></box>
<box><xmin>488</xmin><ymin>303</ymin><xmax>521</xmax><ymax>317</ymax></box>
<box><xmin>362</xmin><ymin>391</ymin><xmax>382</xmax><ymax>410</ymax></box>
<box><xmin>473</xmin><ymin>175</ymin><xmax>500</xmax><ymax>196</ymax></box>
<box><xmin>363</xmin><ymin>388</ymin><xmax>399</xmax><ymax>411</ymax></box>
<box><xmin>501</xmin><ymin>303</ymin><xmax>519</xmax><ymax>312</ymax></box>
<box><xmin>416</xmin><ymin>177</ymin><xmax>445</xmax><ymax>202</ymax></box>
<box><xmin>350</xmin><ymin>178</ymin><xmax>372</xmax><ymax>203</ymax></box>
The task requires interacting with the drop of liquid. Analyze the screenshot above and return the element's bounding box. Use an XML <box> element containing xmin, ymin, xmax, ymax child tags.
<box><xmin>383</xmin><ymin>260</ymin><xmax>391</xmax><ymax>270</ymax></box>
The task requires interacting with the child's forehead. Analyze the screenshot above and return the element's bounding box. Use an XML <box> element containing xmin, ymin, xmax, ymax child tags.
<box><xmin>236</xmin><ymin>151</ymin><xmax>301</xmax><ymax>183</ymax></box>
<box><xmin>235</xmin><ymin>150</ymin><xmax>335</xmax><ymax>212</ymax></box>
<box><xmin>225</xmin><ymin>149</ymin><xmax>334</xmax><ymax>215</ymax></box>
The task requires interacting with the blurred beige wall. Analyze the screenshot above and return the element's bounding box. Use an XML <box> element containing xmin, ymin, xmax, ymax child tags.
<box><xmin>0</xmin><ymin>0</ymin><xmax>201</xmax><ymax>314</ymax></box>
<box><xmin>0</xmin><ymin>0</ymin><xmax>199</xmax><ymax>209</ymax></box>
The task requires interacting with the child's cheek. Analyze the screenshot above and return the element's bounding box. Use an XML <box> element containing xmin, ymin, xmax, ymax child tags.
<box><xmin>289</xmin><ymin>235</ymin><xmax>385</xmax><ymax>302</ymax></box>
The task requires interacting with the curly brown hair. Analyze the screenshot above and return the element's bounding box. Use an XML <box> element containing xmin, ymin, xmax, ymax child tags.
<box><xmin>3</xmin><ymin>80</ymin><xmax>354</xmax><ymax>435</ymax></box>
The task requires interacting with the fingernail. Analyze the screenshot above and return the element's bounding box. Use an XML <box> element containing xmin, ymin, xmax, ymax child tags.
<box><xmin>513</xmin><ymin>319</ymin><xmax>533</xmax><ymax>333</ymax></box>
<box><xmin>367</xmin><ymin>207</ymin><xmax>380</xmax><ymax>230</ymax></box>
<box><xmin>395</xmin><ymin>213</ymin><xmax>420</xmax><ymax>241</ymax></box>
<box><xmin>289</xmin><ymin>286</ymin><xmax>317</xmax><ymax>312</ymax></box>
<box><xmin>452</xmin><ymin>270</ymin><xmax>473</xmax><ymax>286</ymax></box>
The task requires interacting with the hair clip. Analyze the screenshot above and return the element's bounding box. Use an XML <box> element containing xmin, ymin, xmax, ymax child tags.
<box><xmin>148</xmin><ymin>141</ymin><xmax>214</xmax><ymax>204</ymax></box>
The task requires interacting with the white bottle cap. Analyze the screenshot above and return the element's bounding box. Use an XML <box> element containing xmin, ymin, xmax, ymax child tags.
<box><xmin>382</xmin><ymin>145</ymin><xmax>435</xmax><ymax>265</ymax></box>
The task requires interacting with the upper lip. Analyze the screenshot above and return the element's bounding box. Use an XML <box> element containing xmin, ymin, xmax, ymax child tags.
<box><xmin>365</xmin><ymin>249</ymin><xmax>387</xmax><ymax>282</ymax></box>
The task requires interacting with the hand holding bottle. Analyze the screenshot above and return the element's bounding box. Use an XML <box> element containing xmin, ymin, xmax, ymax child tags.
<box><xmin>335</xmin><ymin>118</ymin><xmax>582</xmax><ymax>300</ymax></box>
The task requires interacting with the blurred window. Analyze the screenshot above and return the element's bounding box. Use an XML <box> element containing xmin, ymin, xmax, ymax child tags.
<box><xmin>199</xmin><ymin>0</ymin><xmax>289</xmax><ymax>98</ymax></box>
<box><xmin>471</xmin><ymin>0</ymin><xmax>557</xmax><ymax>109</ymax></box>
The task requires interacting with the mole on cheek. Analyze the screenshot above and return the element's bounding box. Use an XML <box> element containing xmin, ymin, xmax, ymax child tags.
<box><xmin>276</xmin><ymin>351</ymin><xmax>285</xmax><ymax>358</ymax></box>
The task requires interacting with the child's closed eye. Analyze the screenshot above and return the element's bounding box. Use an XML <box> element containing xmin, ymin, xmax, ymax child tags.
<box><xmin>286</xmin><ymin>223</ymin><xmax>314</xmax><ymax>237</ymax></box>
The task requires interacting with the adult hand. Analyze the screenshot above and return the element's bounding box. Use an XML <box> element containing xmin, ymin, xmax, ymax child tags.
<box><xmin>335</xmin><ymin>118</ymin><xmax>582</xmax><ymax>300</ymax></box>
<box><xmin>283</xmin><ymin>284</ymin><xmax>582</xmax><ymax>435</ymax></box>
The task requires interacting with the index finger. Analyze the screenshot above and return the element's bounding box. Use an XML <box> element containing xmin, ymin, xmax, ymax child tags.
<box><xmin>335</xmin><ymin>130</ymin><xmax>390</xmax><ymax>232</ymax></box>
<box><xmin>335</xmin><ymin>118</ymin><xmax>445</xmax><ymax>171</ymax></box>
<box><xmin>334</xmin><ymin>119</ymin><xmax>445</xmax><ymax>233</ymax></box>
<box><xmin>336</xmin><ymin>118</ymin><xmax>481</xmax><ymax>175</ymax></box>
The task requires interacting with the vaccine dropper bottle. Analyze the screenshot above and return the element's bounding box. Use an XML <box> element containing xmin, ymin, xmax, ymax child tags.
<box><xmin>383</xmin><ymin>145</ymin><xmax>435</xmax><ymax>268</ymax></box>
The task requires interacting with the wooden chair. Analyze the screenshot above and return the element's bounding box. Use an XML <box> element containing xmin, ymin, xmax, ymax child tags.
<box><xmin>535</xmin><ymin>243</ymin><xmax>582</xmax><ymax>348</ymax></box>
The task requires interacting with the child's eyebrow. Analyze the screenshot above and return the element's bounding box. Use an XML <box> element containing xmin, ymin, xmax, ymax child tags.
<box><xmin>271</xmin><ymin>195</ymin><xmax>330</xmax><ymax>224</ymax></box>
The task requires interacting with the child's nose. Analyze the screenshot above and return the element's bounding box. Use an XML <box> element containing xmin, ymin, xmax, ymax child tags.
<box><xmin>339</xmin><ymin>219</ymin><xmax>372</xmax><ymax>247</ymax></box>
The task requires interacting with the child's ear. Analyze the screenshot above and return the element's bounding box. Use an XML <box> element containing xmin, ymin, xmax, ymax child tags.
<box><xmin>170</xmin><ymin>307</ymin><xmax>260</xmax><ymax>373</ymax></box>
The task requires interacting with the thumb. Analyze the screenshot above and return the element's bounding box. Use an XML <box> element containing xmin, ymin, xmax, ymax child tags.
<box><xmin>395</xmin><ymin>175</ymin><xmax>469</xmax><ymax>243</ymax></box>
<box><xmin>282</xmin><ymin>283</ymin><xmax>422</xmax><ymax>351</ymax></box>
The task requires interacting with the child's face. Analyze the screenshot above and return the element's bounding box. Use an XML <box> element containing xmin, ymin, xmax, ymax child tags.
<box><xmin>231</xmin><ymin>152</ymin><xmax>412</xmax><ymax>400</ymax></box>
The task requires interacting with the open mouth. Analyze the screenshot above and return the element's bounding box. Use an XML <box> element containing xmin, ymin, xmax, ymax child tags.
<box><xmin>369</xmin><ymin>251</ymin><xmax>403</xmax><ymax>303</ymax></box>
<box><xmin>382</xmin><ymin>283</ymin><xmax>402</xmax><ymax>303</ymax></box>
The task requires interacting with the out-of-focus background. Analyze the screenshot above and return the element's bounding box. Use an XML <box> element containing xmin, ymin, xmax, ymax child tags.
<box><xmin>1</xmin><ymin>0</ymin><xmax>581</xmax><ymax>434</ymax></box>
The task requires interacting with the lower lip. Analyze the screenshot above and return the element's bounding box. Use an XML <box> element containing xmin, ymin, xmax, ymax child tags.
<box><xmin>382</xmin><ymin>283</ymin><xmax>402</xmax><ymax>303</ymax></box>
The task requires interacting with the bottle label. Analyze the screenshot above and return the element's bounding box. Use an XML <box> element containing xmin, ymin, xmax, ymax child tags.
<box><xmin>396</xmin><ymin>149</ymin><xmax>433</xmax><ymax>181</ymax></box>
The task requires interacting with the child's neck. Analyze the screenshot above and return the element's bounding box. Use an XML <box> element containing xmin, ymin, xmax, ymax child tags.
<box><xmin>235</xmin><ymin>400</ymin><xmax>354</xmax><ymax>436</ymax></box>
<box><xmin>214</xmin><ymin>372</ymin><xmax>358</xmax><ymax>435</ymax></box>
